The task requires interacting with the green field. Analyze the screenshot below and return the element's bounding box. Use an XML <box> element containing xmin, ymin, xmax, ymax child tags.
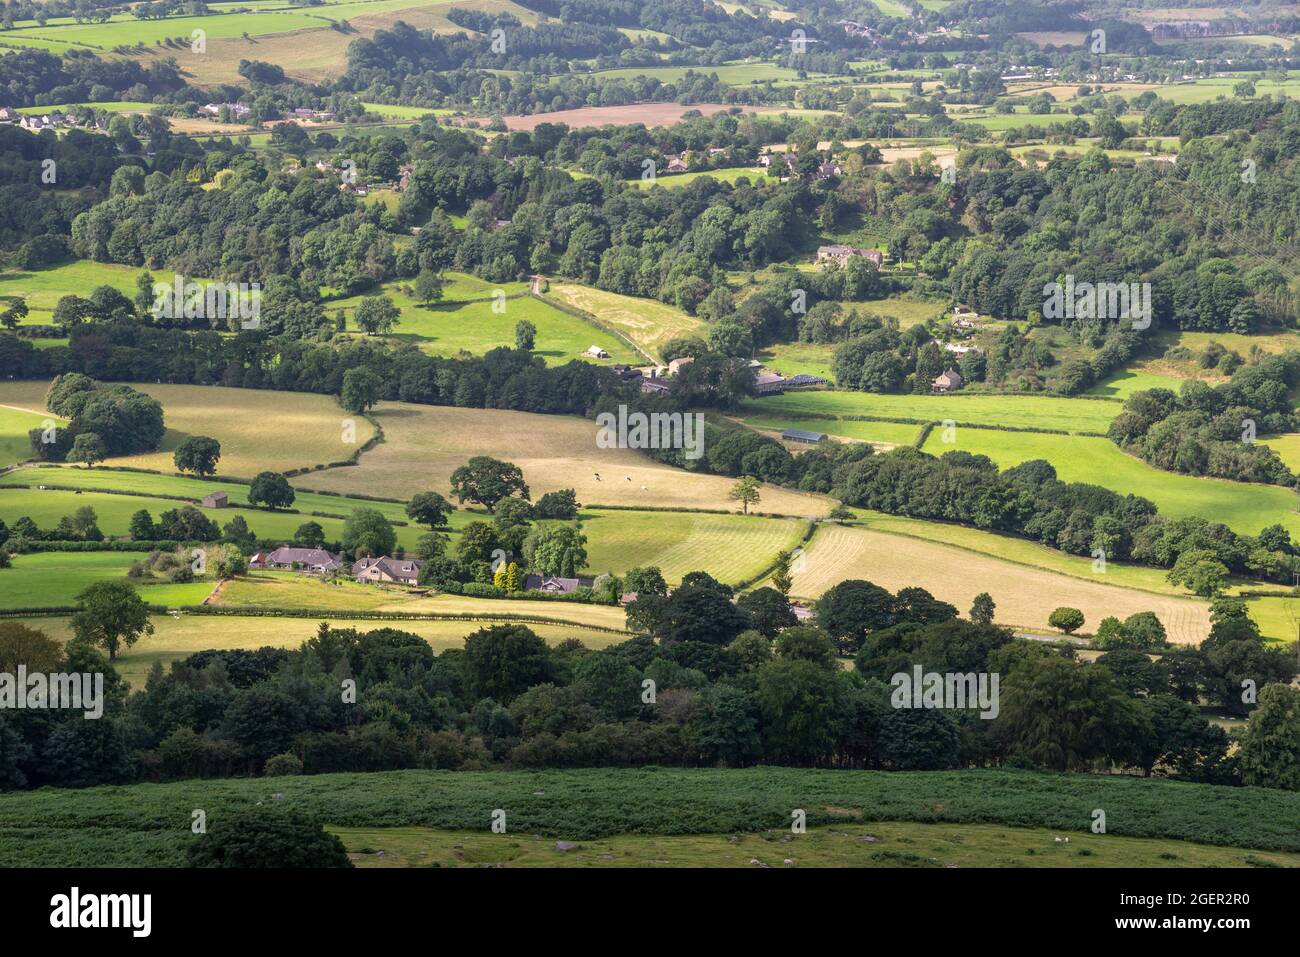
<box><xmin>741</xmin><ymin>415</ymin><xmax>923</xmax><ymax>448</ymax></box>
<box><xmin>756</xmin><ymin>341</ymin><xmax>837</xmax><ymax>380</ymax></box>
<box><xmin>0</xmin><ymin>551</ymin><xmax>214</xmax><ymax>611</ymax></box>
<box><xmin>0</xmin><ymin>487</ymin><xmax>423</xmax><ymax>556</ymax></box>
<box><xmin>1262</xmin><ymin>434</ymin><xmax>1300</xmax><ymax>472</ymax></box>
<box><xmin>0</xmin><ymin>381</ymin><xmax>377</xmax><ymax>478</ymax></box>
<box><xmin>0</xmin><ymin>465</ymin><xmax>421</xmax><ymax>528</ymax></box>
<box><xmin>587</xmin><ymin>62</ymin><xmax>814</xmax><ymax>86</ymax></box>
<box><xmin>328</xmin><ymin>286</ymin><xmax>634</xmax><ymax>364</ymax></box>
<box><xmin>633</xmin><ymin>166</ymin><xmax>763</xmax><ymax>189</ymax></box>
<box><xmin>337</xmin><ymin>819</ymin><xmax>1300</xmax><ymax>867</ymax></box>
<box><xmin>1245</xmin><ymin>595</ymin><xmax>1300</xmax><ymax>644</ymax></box>
<box><xmin>1088</xmin><ymin>368</ymin><xmax>1193</xmax><ymax>398</ymax></box>
<box><xmin>1</xmin><ymin>766</ymin><xmax>1297</xmax><ymax>866</ymax></box>
<box><xmin>0</xmin><ymin>405</ymin><xmax>61</xmax><ymax>468</ymax></box>
<box><xmin>918</xmin><ymin>426</ymin><xmax>1300</xmax><ymax>538</ymax></box>
<box><xmin>742</xmin><ymin>391</ymin><xmax>1121</xmax><ymax>433</ymax></box>
<box><xmin>0</xmin><ymin>260</ymin><xmax>175</xmax><ymax>326</ymax></box>
<box><xmin>4</xmin><ymin>11</ymin><xmax>328</xmax><ymax>49</ymax></box>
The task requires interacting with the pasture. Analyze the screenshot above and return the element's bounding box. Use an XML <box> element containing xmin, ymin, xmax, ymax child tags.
<box><xmin>496</xmin><ymin>103</ymin><xmax>793</xmax><ymax>131</ymax></box>
<box><xmin>0</xmin><ymin>552</ymin><xmax>215</xmax><ymax>611</ymax></box>
<box><xmin>0</xmin><ymin>405</ymin><xmax>60</xmax><ymax>468</ymax></box>
<box><xmin>0</xmin><ymin>487</ymin><xmax>424</xmax><ymax>552</ymax></box>
<box><xmin>917</xmin><ymin>426</ymin><xmax>1300</xmax><ymax>539</ymax></box>
<box><xmin>328</xmin><ymin>286</ymin><xmax>634</xmax><ymax>364</ymax></box>
<box><xmin>0</xmin><ymin>381</ymin><xmax>377</xmax><ymax>478</ymax></box>
<box><xmin>293</xmin><ymin>401</ymin><xmax>833</xmax><ymax>516</ymax></box>
<box><xmin>755</xmin><ymin>341</ymin><xmax>837</xmax><ymax>380</ymax></box>
<box><xmin>2</xmin><ymin>765</ymin><xmax>1297</xmax><ymax>866</ymax></box>
<box><xmin>0</xmin><ymin>466</ymin><xmax>420</xmax><ymax>527</ymax></box>
<box><xmin>578</xmin><ymin>508</ymin><xmax>807</xmax><ymax>584</ymax></box>
<box><xmin>741</xmin><ymin>390</ymin><xmax>1121</xmax><ymax>433</ymax></box>
<box><xmin>337</xmin><ymin>820</ymin><xmax>1300</xmax><ymax>868</ymax></box>
<box><xmin>1262</xmin><ymin>434</ymin><xmax>1300</xmax><ymax>473</ymax></box>
<box><xmin>633</xmin><ymin>166</ymin><xmax>762</xmax><ymax>189</ymax></box>
<box><xmin>739</xmin><ymin>414</ymin><xmax>922</xmax><ymax>449</ymax></box>
<box><xmin>20</xmin><ymin>609</ymin><xmax>626</xmax><ymax>690</ymax></box>
<box><xmin>541</xmin><ymin>283</ymin><xmax>705</xmax><ymax>360</ymax></box>
<box><xmin>0</xmin><ymin>260</ymin><xmax>172</xmax><ymax>326</ymax></box>
<box><xmin>784</xmin><ymin>522</ymin><xmax>1211</xmax><ymax>642</ymax></box>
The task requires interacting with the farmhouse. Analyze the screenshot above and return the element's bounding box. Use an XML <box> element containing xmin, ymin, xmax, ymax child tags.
<box><xmin>782</xmin><ymin>428</ymin><xmax>827</xmax><ymax>444</ymax></box>
<box><xmin>0</xmin><ymin>107</ymin><xmax>17</xmax><ymax>123</ymax></box>
<box><xmin>665</xmin><ymin>155</ymin><xmax>689</xmax><ymax>173</ymax></box>
<box><xmin>249</xmin><ymin>547</ymin><xmax>342</xmax><ymax>574</ymax></box>
<box><xmin>352</xmin><ymin>556</ymin><xmax>423</xmax><ymax>585</ymax></box>
<box><xmin>524</xmin><ymin>574</ymin><xmax>596</xmax><ymax>594</ymax></box>
<box><xmin>200</xmin><ymin>491</ymin><xmax>228</xmax><ymax>508</ymax></box>
<box><xmin>816</xmin><ymin>244</ymin><xmax>884</xmax><ymax>267</ymax></box>
<box><xmin>932</xmin><ymin>368</ymin><xmax>964</xmax><ymax>393</ymax></box>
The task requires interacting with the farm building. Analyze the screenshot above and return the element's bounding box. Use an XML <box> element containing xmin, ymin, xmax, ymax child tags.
<box><xmin>754</xmin><ymin>370</ymin><xmax>788</xmax><ymax>395</ymax></box>
<box><xmin>782</xmin><ymin>428</ymin><xmax>827</xmax><ymax>444</ymax></box>
<box><xmin>816</xmin><ymin>244</ymin><xmax>884</xmax><ymax>267</ymax></box>
<box><xmin>525</xmin><ymin>574</ymin><xmax>596</xmax><ymax>594</ymax></box>
<box><xmin>583</xmin><ymin>345</ymin><xmax>611</xmax><ymax>359</ymax></box>
<box><xmin>932</xmin><ymin>368</ymin><xmax>964</xmax><ymax>393</ymax></box>
<box><xmin>200</xmin><ymin>491</ymin><xmax>228</xmax><ymax>508</ymax></box>
<box><xmin>249</xmin><ymin>547</ymin><xmax>342</xmax><ymax>574</ymax></box>
<box><xmin>352</xmin><ymin>556</ymin><xmax>423</xmax><ymax>585</ymax></box>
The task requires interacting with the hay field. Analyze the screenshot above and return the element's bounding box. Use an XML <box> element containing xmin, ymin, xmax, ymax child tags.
<box><xmin>0</xmin><ymin>381</ymin><xmax>376</xmax><ymax>478</ymax></box>
<box><xmin>785</xmin><ymin>524</ymin><xmax>1211</xmax><ymax>642</ymax></box>
<box><xmin>20</xmin><ymin>611</ymin><xmax>625</xmax><ymax>690</ymax></box>
<box><xmin>542</xmin><ymin>283</ymin><xmax>705</xmax><ymax>360</ymax></box>
<box><xmin>296</xmin><ymin>402</ymin><xmax>833</xmax><ymax>517</ymax></box>
<box><xmin>578</xmin><ymin>508</ymin><xmax>807</xmax><ymax>584</ymax></box>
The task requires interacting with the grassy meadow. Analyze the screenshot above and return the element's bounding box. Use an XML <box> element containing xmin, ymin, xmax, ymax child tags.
<box><xmin>0</xmin><ymin>405</ymin><xmax>61</xmax><ymax>468</ymax></box>
<box><xmin>295</xmin><ymin>401</ymin><xmax>833</xmax><ymax>516</ymax></box>
<box><xmin>741</xmin><ymin>390</ymin><xmax>1121</xmax><ymax>433</ymax></box>
<box><xmin>918</xmin><ymin>426</ymin><xmax>1300</xmax><ymax>539</ymax></box>
<box><xmin>1</xmin><ymin>766</ymin><xmax>1297</xmax><ymax>866</ymax></box>
<box><xmin>0</xmin><ymin>551</ymin><xmax>215</xmax><ymax>611</ymax></box>
<box><xmin>0</xmin><ymin>381</ymin><xmax>376</xmax><ymax>478</ymax></box>
<box><xmin>541</xmin><ymin>284</ymin><xmax>705</xmax><ymax>361</ymax></box>
<box><xmin>336</xmin><ymin>819</ymin><xmax>1300</xmax><ymax>868</ymax></box>
<box><xmin>329</xmin><ymin>286</ymin><xmax>634</xmax><ymax>364</ymax></box>
<box><xmin>0</xmin><ymin>260</ymin><xmax>172</xmax><ymax>326</ymax></box>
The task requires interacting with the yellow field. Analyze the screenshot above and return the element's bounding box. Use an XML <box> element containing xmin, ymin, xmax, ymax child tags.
<box><xmin>296</xmin><ymin>402</ymin><xmax>833</xmax><ymax>516</ymax></box>
<box><xmin>784</xmin><ymin>524</ymin><xmax>1210</xmax><ymax>642</ymax></box>
<box><xmin>0</xmin><ymin>381</ymin><xmax>375</xmax><ymax>478</ymax></box>
<box><xmin>21</xmin><ymin>611</ymin><xmax>625</xmax><ymax>690</ymax></box>
<box><xmin>542</xmin><ymin>284</ymin><xmax>706</xmax><ymax>361</ymax></box>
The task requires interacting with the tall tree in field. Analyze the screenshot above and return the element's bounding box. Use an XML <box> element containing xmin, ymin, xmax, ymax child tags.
<box><xmin>515</xmin><ymin>319</ymin><xmax>536</xmax><ymax>352</ymax></box>
<box><xmin>70</xmin><ymin>581</ymin><xmax>154</xmax><ymax>661</ymax></box>
<box><xmin>353</xmin><ymin>295</ymin><xmax>400</xmax><ymax>335</ymax></box>
<box><xmin>449</xmin><ymin>456</ymin><xmax>529</xmax><ymax>512</ymax></box>
<box><xmin>729</xmin><ymin>476</ymin><xmax>761</xmax><ymax>514</ymax></box>
<box><xmin>406</xmin><ymin>491</ymin><xmax>454</xmax><ymax>529</ymax></box>
<box><xmin>413</xmin><ymin>269</ymin><xmax>443</xmax><ymax>305</ymax></box>
<box><xmin>173</xmin><ymin>435</ymin><xmax>221</xmax><ymax>476</ymax></box>
<box><xmin>970</xmin><ymin>592</ymin><xmax>996</xmax><ymax>625</ymax></box>
<box><xmin>67</xmin><ymin>432</ymin><xmax>105</xmax><ymax>468</ymax></box>
<box><xmin>342</xmin><ymin>507</ymin><xmax>396</xmax><ymax>557</ymax></box>
<box><xmin>340</xmin><ymin>367</ymin><xmax>381</xmax><ymax>414</ymax></box>
<box><xmin>248</xmin><ymin>471</ymin><xmax>295</xmax><ymax>509</ymax></box>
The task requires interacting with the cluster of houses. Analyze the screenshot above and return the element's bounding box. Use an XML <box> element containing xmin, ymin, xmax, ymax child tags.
<box><xmin>661</xmin><ymin>147</ymin><xmax>729</xmax><ymax>174</ymax></box>
<box><xmin>757</xmin><ymin>152</ymin><xmax>842</xmax><ymax>181</ymax></box>
<box><xmin>247</xmin><ymin>546</ymin><xmax>425</xmax><ymax>585</ymax></box>
<box><xmin>1</xmin><ymin>108</ymin><xmax>106</xmax><ymax>132</ymax></box>
<box><xmin>315</xmin><ymin>159</ymin><xmax>415</xmax><ymax>197</ymax></box>
<box><xmin>198</xmin><ymin>102</ymin><xmax>252</xmax><ymax>119</ymax></box>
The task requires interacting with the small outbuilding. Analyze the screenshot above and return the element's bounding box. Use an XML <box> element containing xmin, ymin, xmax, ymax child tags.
<box><xmin>200</xmin><ymin>491</ymin><xmax>228</xmax><ymax>508</ymax></box>
<box><xmin>782</xmin><ymin>428</ymin><xmax>827</xmax><ymax>444</ymax></box>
